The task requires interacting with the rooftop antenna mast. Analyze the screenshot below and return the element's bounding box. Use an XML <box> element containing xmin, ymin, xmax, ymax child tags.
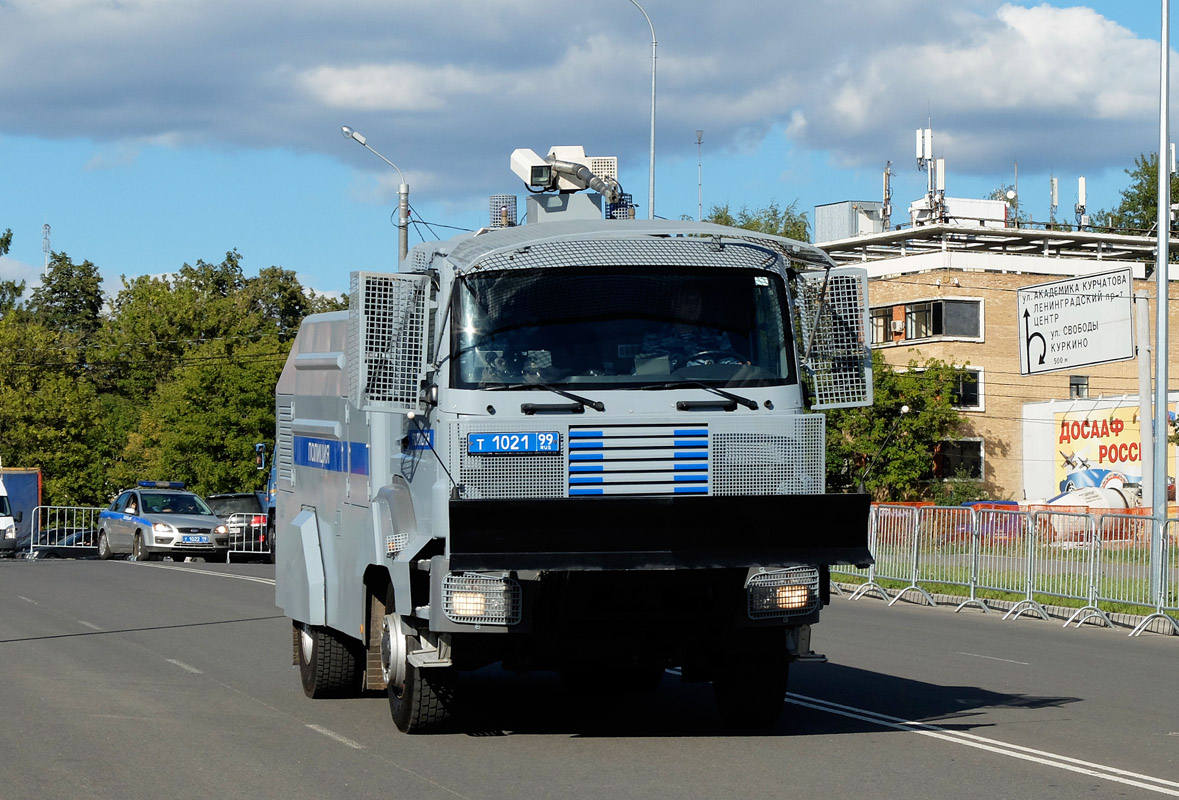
<box><xmin>42</xmin><ymin>223</ymin><xmax>51</xmax><ymax>276</ymax></box>
<box><xmin>882</xmin><ymin>161</ymin><xmax>892</xmax><ymax>230</ymax></box>
<box><xmin>915</xmin><ymin>123</ymin><xmax>944</xmax><ymax>221</ymax></box>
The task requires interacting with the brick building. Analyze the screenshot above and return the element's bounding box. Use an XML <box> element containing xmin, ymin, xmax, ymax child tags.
<box><xmin>817</xmin><ymin>221</ymin><xmax>1179</xmax><ymax>501</ymax></box>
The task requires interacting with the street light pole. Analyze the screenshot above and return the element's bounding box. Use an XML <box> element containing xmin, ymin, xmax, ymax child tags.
<box><xmin>696</xmin><ymin>129</ymin><xmax>703</xmax><ymax>222</ymax></box>
<box><xmin>628</xmin><ymin>0</ymin><xmax>656</xmax><ymax>220</ymax></box>
<box><xmin>1151</xmin><ymin>0</ymin><xmax>1171</xmax><ymax>597</ymax></box>
<box><xmin>341</xmin><ymin>125</ymin><xmax>409</xmax><ymax>264</ymax></box>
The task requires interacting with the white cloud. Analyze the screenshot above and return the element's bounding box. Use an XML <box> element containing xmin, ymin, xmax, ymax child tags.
<box><xmin>298</xmin><ymin>63</ymin><xmax>485</xmax><ymax>111</ymax></box>
<box><xmin>0</xmin><ymin>1</ymin><xmax>1168</xmax><ymax>191</ymax></box>
<box><xmin>0</xmin><ymin>256</ymin><xmax>42</xmax><ymax>291</ymax></box>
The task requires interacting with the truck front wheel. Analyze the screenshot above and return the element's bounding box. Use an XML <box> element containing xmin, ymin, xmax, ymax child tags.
<box><xmin>383</xmin><ymin>616</ymin><xmax>456</xmax><ymax>734</ymax></box>
<box><xmin>296</xmin><ymin>622</ymin><xmax>362</xmax><ymax>699</ymax></box>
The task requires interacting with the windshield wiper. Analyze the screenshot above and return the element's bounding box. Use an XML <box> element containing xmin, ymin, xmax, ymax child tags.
<box><xmin>639</xmin><ymin>381</ymin><xmax>758</xmax><ymax>410</ymax></box>
<box><xmin>487</xmin><ymin>382</ymin><xmax>606</xmax><ymax>412</ymax></box>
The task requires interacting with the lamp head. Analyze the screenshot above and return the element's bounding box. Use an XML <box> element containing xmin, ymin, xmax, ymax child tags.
<box><xmin>341</xmin><ymin>126</ymin><xmax>366</xmax><ymax>146</ymax></box>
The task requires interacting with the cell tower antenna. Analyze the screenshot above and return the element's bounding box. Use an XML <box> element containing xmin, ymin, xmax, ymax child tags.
<box><xmin>914</xmin><ymin>121</ymin><xmax>944</xmax><ymax>221</ymax></box>
<box><xmin>42</xmin><ymin>223</ymin><xmax>51</xmax><ymax>276</ymax></box>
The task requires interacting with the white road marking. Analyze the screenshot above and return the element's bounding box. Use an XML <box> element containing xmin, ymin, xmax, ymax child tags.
<box><xmin>17</xmin><ymin>596</ymin><xmax>35</xmax><ymax>604</ymax></box>
<box><xmin>166</xmin><ymin>658</ymin><xmax>203</xmax><ymax>674</ymax></box>
<box><xmin>306</xmin><ymin>724</ymin><xmax>365</xmax><ymax>750</ymax></box>
<box><xmin>132</xmin><ymin>562</ymin><xmax>276</xmax><ymax>586</ymax></box>
<box><xmin>957</xmin><ymin>651</ymin><xmax>1030</xmax><ymax>665</ymax></box>
<box><xmin>78</xmin><ymin>621</ymin><xmax>103</xmax><ymax>631</ymax></box>
<box><xmin>788</xmin><ymin>693</ymin><xmax>1179</xmax><ymax>796</ymax></box>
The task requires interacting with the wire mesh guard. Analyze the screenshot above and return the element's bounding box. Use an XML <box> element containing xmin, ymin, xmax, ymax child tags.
<box><xmin>470</xmin><ymin>236</ymin><xmax>784</xmax><ymax>276</ymax></box>
<box><xmin>348</xmin><ymin>272</ymin><xmax>430</xmax><ymax>413</ymax></box>
<box><xmin>797</xmin><ymin>268</ymin><xmax>873</xmax><ymax>409</ymax></box>
<box><xmin>746</xmin><ymin>566</ymin><xmax>820</xmax><ymax>619</ymax></box>
<box><xmin>442</xmin><ymin>573</ymin><xmax>522</xmax><ymax>625</ymax></box>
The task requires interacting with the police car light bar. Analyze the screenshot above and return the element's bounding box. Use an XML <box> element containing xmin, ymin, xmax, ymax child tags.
<box><xmin>138</xmin><ymin>480</ymin><xmax>185</xmax><ymax>489</ymax></box>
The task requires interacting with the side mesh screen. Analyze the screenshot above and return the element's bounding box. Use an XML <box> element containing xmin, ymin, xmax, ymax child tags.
<box><xmin>797</xmin><ymin>267</ymin><xmax>873</xmax><ymax>409</ymax></box>
<box><xmin>347</xmin><ymin>271</ymin><xmax>430</xmax><ymax>413</ymax></box>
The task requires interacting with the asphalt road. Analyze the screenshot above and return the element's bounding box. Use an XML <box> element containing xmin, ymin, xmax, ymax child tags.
<box><xmin>1</xmin><ymin>558</ymin><xmax>1177</xmax><ymax>800</ymax></box>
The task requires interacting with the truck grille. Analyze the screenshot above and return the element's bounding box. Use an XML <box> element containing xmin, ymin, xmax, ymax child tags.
<box><xmin>451</xmin><ymin>415</ymin><xmax>824</xmax><ymax>499</ymax></box>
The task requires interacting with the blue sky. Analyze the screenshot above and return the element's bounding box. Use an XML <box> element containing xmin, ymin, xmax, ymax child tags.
<box><xmin>0</xmin><ymin>1</ymin><xmax>1172</xmax><ymax>297</ymax></box>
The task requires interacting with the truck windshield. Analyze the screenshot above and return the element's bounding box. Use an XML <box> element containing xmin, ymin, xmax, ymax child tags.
<box><xmin>452</xmin><ymin>266</ymin><xmax>796</xmax><ymax>389</ymax></box>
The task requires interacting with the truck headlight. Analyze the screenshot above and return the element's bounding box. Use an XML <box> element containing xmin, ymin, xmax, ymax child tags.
<box><xmin>747</xmin><ymin>567</ymin><xmax>820</xmax><ymax>619</ymax></box>
<box><xmin>443</xmin><ymin>573</ymin><xmax>522</xmax><ymax>625</ymax></box>
<box><xmin>2</xmin><ymin>524</ymin><xmax>14</xmax><ymax>540</ymax></box>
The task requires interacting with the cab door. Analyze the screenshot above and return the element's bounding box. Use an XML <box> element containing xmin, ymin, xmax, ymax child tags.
<box><xmin>105</xmin><ymin>491</ymin><xmax>137</xmax><ymax>552</ymax></box>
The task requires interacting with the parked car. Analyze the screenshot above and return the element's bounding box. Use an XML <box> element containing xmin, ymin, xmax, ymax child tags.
<box><xmin>29</xmin><ymin>529</ymin><xmax>99</xmax><ymax>559</ymax></box>
<box><xmin>97</xmin><ymin>482</ymin><xmax>229</xmax><ymax>562</ymax></box>
<box><xmin>206</xmin><ymin>492</ymin><xmax>272</xmax><ymax>562</ymax></box>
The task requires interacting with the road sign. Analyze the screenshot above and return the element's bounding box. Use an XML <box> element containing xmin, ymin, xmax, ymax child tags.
<box><xmin>1016</xmin><ymin>268</ymin><xmax>1134</xmax><ymax>375</ymax></box>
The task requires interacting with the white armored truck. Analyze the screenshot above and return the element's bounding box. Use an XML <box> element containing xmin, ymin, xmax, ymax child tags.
<box><xmin>275</xmin><ymin>146</ymin><xmax>874</xmax><ymax>732</ymax></box>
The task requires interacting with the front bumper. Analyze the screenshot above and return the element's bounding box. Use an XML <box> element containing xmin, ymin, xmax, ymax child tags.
<box><xmin>449</xmin><ymin>493</ymin><xmax>872</xmax><ymax>571</ymax></box>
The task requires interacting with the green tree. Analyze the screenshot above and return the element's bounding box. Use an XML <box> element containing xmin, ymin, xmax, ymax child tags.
<box><xmin>1100</xmin><ymin>152</ymin><xmax>1179</xmax><ymax>233</ymax></box>
<box><xmin>0</xmin><ymin>318</ymin><xmax>105</xmax><ymax>503</ymax></box>
<box><xmin>825</xmin><ymin>351</ymin><xmax>972</xmax><ymax>501</ymax></box>
<box><xmin>704</xmin><ymin>201</ymin><xmax>810</xmax><ymax>242</ymax></box>
<box><xmin>96</xmin><ymin>252</ymin><xmax>337</xmax><ymax>494</ymax></box>
<box><xmin>110</xmin><ymin>336</ymin><xmax>288</xmax><ymax>495</ymax></box>
<box><xmin>0</xmin><ymin>229</ymin><xmax>27</xmax><ymax>320</ymax></box>
<box><xmin>27</xmin><ymin>252</ymin><xmax>104</xmax><ymax>337</ymax></box>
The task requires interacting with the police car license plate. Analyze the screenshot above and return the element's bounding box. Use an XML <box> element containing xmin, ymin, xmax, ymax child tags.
<box><xmin>467</xmin><ymin>432</ymin><xmax>560</xmax><ymax>454</ymax></box>
<box><xmin>182</xmin><ymin>534</ymin><xmax>209</xmax><ymax>544</ymax></box>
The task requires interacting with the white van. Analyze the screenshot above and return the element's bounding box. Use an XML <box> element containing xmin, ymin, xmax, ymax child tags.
<box><xmin>0</xmin><ymin>475</ymin><xmax>23</xmax><ymax>557</ymax></box>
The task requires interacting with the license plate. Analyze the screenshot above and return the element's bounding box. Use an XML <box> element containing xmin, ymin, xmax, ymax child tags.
<box><xmin>181</xmin><ymin>535</ymin><xmax>209</xmax><ymax>544</ymax></box>
<box><xmin>468</xmin><ymin>431</ymin><xmax>561</xmax><ymax>454</ymax></box>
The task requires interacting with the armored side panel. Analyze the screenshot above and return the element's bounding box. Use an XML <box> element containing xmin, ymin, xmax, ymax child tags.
<box><xmin>274</xmin><ymin>312</ymin><xmax>351</xmax><ymax>626</ymax></box>
<box><xmin>797</xmin><ymin>267</ymin><xmax>873</xmax><ymax>409</ymax></box>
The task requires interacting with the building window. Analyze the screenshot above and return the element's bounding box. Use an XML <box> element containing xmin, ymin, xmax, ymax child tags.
<box><xmin>870</xmin><ymin>307</ymin><xmax>891</xmax><ymax>345</ymax></box>
<box><xmin>942</xmin><ymin>299</ymin><xmax>981</xmax><ymax>337</ymax></box>
<box><xmin>874</xmin><ymin>298</ymin><xmax>982</xmax><ymax>343</ymax></box>
<box><xmin>936</xmin><ymin>439</ymin><xmax>983</xmax><ymax>480</ymax></box>
<box><xmin>1069</xmin><ymin>375</ymin><xmax>1089</xmax><ymax>399</ymax></box>
<box><xmin>952</xmin><ymin>368</ymin><xmax>983</xmax><ymax>410</ymax></box>
<box><xmin>905</xmin><ymin>301</ymin><xmax>934</xmax><ymax>339</ymax></box>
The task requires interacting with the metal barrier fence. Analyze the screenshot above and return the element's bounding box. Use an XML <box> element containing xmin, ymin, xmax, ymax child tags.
<box><xmin>22</xmin><ymin>505</ymin><xmax>272</xmax><ymax>563</ymax></box>
<box><xmin>227</xmin><ymin>518</ymin><xmax>273</xmax><ymax>562</ymax></box>
<box><xmin>835</xmin><ymin>504</ymin><xmax>1179</xmax><ymax>637</ymax></box>
<box><xmin>28</xmin><ymin>505</ymin><xmax>104</xmax><ymax>559</ymax></box>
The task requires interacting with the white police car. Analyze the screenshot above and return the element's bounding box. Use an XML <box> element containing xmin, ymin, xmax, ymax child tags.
<box><xmin>97</xmin><ymin>481</ymin><xmax>230</xmax><ymax>562</ymax></box>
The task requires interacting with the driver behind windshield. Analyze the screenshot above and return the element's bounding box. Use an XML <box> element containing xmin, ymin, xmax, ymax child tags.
<box><xmin>637</xmin><ymin>288</ymin><xmax>743</xmax><ymax>370</ymax></box>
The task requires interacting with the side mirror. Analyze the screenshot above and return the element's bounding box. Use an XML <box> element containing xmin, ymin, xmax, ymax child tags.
<box><xmin>13</xmin><ymin>511</ymin><xmax>22</xmax><ymax>524</ymax></box>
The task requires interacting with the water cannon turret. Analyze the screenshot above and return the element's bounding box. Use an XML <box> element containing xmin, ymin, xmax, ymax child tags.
<box><xmin>510</xmin><ymin>146</ymin><xmax>624</xmax><ymax>204</ymax></box>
